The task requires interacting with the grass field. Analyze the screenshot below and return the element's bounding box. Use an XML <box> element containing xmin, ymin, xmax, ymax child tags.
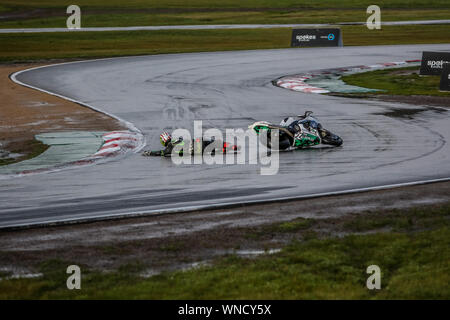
<box><xmin>0</xmin><ymin>1</ymin><xmax>448</xmax><ymax>63</ymax></box>
<box><xmin>0</xmin><ymin>140</ymin><xmax>48</xmax><ymax>166</ymax></box>
<box><xmin>3</xmin><ymin>0</ymin><xmax>449</xmax><ymax>9</ymax></box>
<box><xmin>0</xmin><ymin>0</ymin><xmax>449</xmax><ymax>28</ymax></box>
<box><xmin>341</xmin><ymin>66</ymin><xmax>450</xmax><ymax>96</ymax></box>
<box><xmin>1</xmin><ymin>203</ymin><xmax>448</xmax><ymax>299</ymax></box>
<box><xmin>1</xmin><ymin>9</ymin><xmax>450</xmax><ymax>29</ymax></box>
<box><xmin>1</xmin><ymin>24</ymin><xmax>449</xmax><ymax>63</ymax></box>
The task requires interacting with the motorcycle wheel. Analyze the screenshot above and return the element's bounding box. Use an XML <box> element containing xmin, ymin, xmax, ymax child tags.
<box><xmin>320</xmin><ymin>129</ymin><xmax>343</xmax><ymax>146</ymax></box>
<box><xmin>264</xmin><ymin>130</ymin><xmax>291</xmax><ymax>150</ymax></box>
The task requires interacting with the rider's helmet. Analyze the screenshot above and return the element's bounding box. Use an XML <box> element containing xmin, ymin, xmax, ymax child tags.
<box><xmin>160</xmin><ymin>131</ymin><xmax>172</xmax><ymax>147</ymax></box>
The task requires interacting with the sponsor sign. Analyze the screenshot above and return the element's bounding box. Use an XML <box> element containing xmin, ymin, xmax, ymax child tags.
<box><xmin>291</xmin><ymin>28</ymin><xmax>342</xmax><ymax>47</ymax></box>
<box><xmin>439</xmin><ymin>63</ymin><xmax>450</xmax><ymax>91</ymax></box>
<box><xmin>419</xmin><ymin>51</ymin><xmax>450</xmax><ymax>75</ymax></box>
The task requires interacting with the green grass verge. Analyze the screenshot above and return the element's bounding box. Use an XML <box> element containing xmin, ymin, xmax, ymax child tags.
<box><xmin>0</xmin><ymin>139</ymin><xmax>49</xmax><ymax>166</ymax></box>
<box><xmin>1</xmin><ymin>0</ymin><xmax>448</xmax><ymax>29</ymax></box>
<box><xmin>0</xmin><ymin>25</ymin><xmax>449</xmax><ymax>63</ymax></box>
<box><xmin>2</xmin><ymin>0</ymin><xmax>449</xmax><ymax>11</ymax></box>
<box><xmin>341</xmin><ymin>66</ymin><xmax>450</xmax><ymax>96</ymax></box>
<box><xmin>1</xmin><ymin>203</ymin><xmax>448</xmax><ymax>299</ymax></box>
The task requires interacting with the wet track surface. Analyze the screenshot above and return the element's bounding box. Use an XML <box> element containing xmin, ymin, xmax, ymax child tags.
<box><xmin>1</xmin><ymin>44</ymin><xmax>449</xmax><ymax>228</ymax></box>
<box><xmin>1</xmin><ymin>20</ymin><xmax>450</xmax><ymax>33</ymax></box>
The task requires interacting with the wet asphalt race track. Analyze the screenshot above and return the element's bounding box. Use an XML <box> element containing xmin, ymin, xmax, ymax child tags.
<box><xmin>2</xmin><ymin>20</ymin><xmax>450</xmax><ymax>33</ymax></box>
<box><xmin>1</xmin><ymin>44</ymin><xmax>450</xmax><ymax>228</ymax></box>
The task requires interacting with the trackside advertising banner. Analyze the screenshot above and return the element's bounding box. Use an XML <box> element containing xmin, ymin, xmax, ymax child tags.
<box><xmin>291</xmin><ymin>28</ymin><xmax>342</xmax><ymax>47</ymax></box>
<box><xmin>439</xmin><ymin>63</ymin><xmax>450</xmax><ymax>91</ymax></box>
<box><xmin>419</xmin><ymin>51</ymin><xmax>450</xmax><ymax>75</ymax></box>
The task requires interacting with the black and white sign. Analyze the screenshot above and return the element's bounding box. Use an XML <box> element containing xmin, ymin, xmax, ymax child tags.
<box><xmin>291</xmin><ymin>28</ymin><xmax>342</xmax><ymax>47</ymax></box>
<box><xmin>439</xmin><ymin>63</ymin><xmax>450</xmax><ymax>91</ymax></box>
<box><xmin>419</xmin><ymin>51</ymin><xmax>450</xmax><ymax>75</ymax></box>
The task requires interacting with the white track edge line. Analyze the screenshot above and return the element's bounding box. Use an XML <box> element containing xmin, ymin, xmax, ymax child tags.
<box><xmin>9</xmin><ymin>59</ymin><xmax>147</xmax><ymax>154</ymax></box>
<box><xmin>1</xmin><ymin>20</ymin><xmax>450</xmax><ymax>33</ymax></box>
<box><xmin>1</xmin><ymin>177</ymin><xmax>449</xmax><ymax>230</ymax></box>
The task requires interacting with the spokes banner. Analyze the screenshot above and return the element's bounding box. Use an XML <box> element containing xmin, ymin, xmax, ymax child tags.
<box><xmin>291</xmin><ymin>28</ymin><xmax>343</xmax><ymax>47</ymax></box>
<box><xmin>419</xmin><ymin>51</ymin><xmax>450</xmax><ymax>75</ymax></box>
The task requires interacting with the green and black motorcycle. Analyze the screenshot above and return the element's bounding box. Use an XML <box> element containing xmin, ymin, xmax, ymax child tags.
<box><xmin>249</xmin><ymin>111</ymin><xmax>343</xmax><ymax>150</ymax></box>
